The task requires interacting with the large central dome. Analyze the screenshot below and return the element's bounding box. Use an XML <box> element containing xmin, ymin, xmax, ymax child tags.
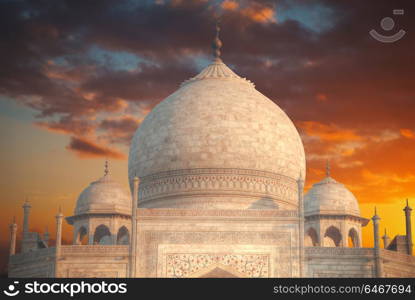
<box><xmin>128</xmin><ymin>57</ymin><xmax>305</xmax><ymax>210</ymax></box>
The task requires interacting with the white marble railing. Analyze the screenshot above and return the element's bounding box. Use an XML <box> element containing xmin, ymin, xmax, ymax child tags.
<box><xmin>305</xmin><ymin>247</ymin><xmax>374</xmax><ymax>256</ymax></box>
<box><xmin>380</xmin><ymin>249</ymin><xmax>415</xmax><ymax>264</ymax></box>
<box><xmin>10</xmin><ymin>247</ymin><xmax>56</xmax><ymax>264</ymax></box>
<box><xmin>60</xmin><ymin>245</ymin><xmax>129</xmax><ymax>255</ymax></box>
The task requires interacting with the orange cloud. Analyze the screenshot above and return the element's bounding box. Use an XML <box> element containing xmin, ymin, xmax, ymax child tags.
<box><xmin>298</xmin><ymin>121</ymin><xmax>362</xmax><ymax>142</ymax></box>
<box><xmin>315</xmin><ymin>93</ymin><xmax>328</xmax><ymax>102</ymax></box>
<box><xmin>242</xmin><ymin>5</ymin><xmax>275</xmax><ymax>23</ymax></box>
<box><xmin>361</xmin><ymin>169</ymin><xmax>415</xmax><ymax>186</ymax></box>
<box><xmin>400</xmin><ymin>128</ymin><xmax>415</xmax><ymax>139</ymax></box>
<box><xmin>66</xmin><ymin>136</ymin><xmax>126</xmax><ymax>159</ymax></box>
<box><xmin>221</xmin><ymin>1</ymin><xmax>276</xmax><ymax>23</ymax></box>
<box><xmin>35</xmin><ymin>119</ymin><xmax>96</xmax><ymax>136</ymax></box>
<box><xmin>221</xmin><ymin>0</ymin><xmax>239</xmax><ymax>11</ymax></box>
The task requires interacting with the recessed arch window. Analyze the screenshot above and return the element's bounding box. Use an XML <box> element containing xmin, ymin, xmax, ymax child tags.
<box><xmin>93</xmin><ymin>225</ymin><xmax>112</xmax><ymax>245</ymax></box>
<box><xmin>76</xmin><ymin>226</ymin><xmax>88</xmax><ymax>245</ymax></box>
<box><xmin>348</xmin><ymin>228</ymin><xmax>360</xmax><ymax>248</ymax></box>
<box><xmin>305</xmin><ymin>227</ymin><xmax>319</xmax><ymax>246</ymax></box>
<box><xmin>323</xmin><ymin>226</ymin><xmax>342</xmax><ymax>247</ymax></box>
<box><xmin>116</xmin><ymin>226</ymin><xmax>130</xmax><ymax>245</ymax></box>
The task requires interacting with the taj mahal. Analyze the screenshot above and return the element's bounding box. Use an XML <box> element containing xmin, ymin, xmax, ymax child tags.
<box><xmin>7</xmin><ymin>26</ymin><xmax>415</xmax><ymax>278</ymax></box>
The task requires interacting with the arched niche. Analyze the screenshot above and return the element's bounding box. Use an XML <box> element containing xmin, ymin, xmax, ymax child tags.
<box><xmin>348</xmin><ymin>227</ymin><xmax>360</xmax><ymax>248</ymax></box>
<box><xmin>116</xmin><ymin>226</ymin><xmax>130</xmax><ymax>245</ymax></box>
<box><xmin>323</xmin><ymin>226</ymin><xmax>342</xmax><ymax>247</ymax></box>
<box><xmin>76</xmin><ymin>226</ymin><xmax>88</xmax><ymax>245</ymax></box>
<box><xmin>304</xmin><ymin>227</ymin><xmax>319</xmax><ymax>247</ymax></box>
<box><xmin>93</xmin><ymin>224</ymin><xmax>112</xmax><ymax>245</ymax></box>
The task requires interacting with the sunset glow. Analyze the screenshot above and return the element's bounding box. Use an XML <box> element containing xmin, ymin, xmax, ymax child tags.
<box><xmin>1</xmin><ymin>0</ymin><xmax>414</xmax><ymax>274</ymax></box>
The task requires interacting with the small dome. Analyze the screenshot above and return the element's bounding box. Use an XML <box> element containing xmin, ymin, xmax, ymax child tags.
<box><xmin>75</xmin><ymin>174</ymin><xmax>131</xmax><ymax>216</ymax></box>
<box><xmin>304</xmin><ymin>176</ymin><xmax>360</xmax><ymax>217</ymax></box>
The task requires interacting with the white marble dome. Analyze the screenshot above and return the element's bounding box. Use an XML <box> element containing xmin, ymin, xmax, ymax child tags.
<box><xmin>128</xmin><ymin>58</ymin><xmax>306</xmax><ymax>209</ymax></box>
<box><xmin>75</xmin><ymin>173</ymin><xmax>131</xmax><ymax>216</ymax></box>
<box><xmin>304</xmin><ymin>176</ymin><xmax>360</xmax><ymax>217</ymax></box>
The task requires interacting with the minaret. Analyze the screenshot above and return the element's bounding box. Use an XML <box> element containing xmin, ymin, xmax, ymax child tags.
<box><xmin>129</xmin><ymin>176</ymin><xmax>139</xmax><ymax>277</ymax></box>
<box><xmin>9</xmin><ymin>217</ymin><xmax>17</xmax><ymax>256</ymax></box>
<box><xmin>382</xmin><ymin>229</ymin><xmax>390</xmax><ymax>249</ymax></box>
<box><xmin>21</xmin><ymin>199</ymin><xmax>31</xmax><ymax>252</ymax></box>
<box><xmin>55</xmin><ymin>207</ymin><xmax>63</xmax><ymax>255</ymax></box>
<box><xmin>54</xmin><ymin>207</ymin><xmax>63</xmax><ymax>277</ymax></box>
<box><xmin>372</xmin><ymin>207</ymin><xmax>383</xmax><ymax>277</ymax></box>
<box><xmin>404</xmin><ymin>199</ymin><xmax>413</xmax><ymax>255</ymax></box>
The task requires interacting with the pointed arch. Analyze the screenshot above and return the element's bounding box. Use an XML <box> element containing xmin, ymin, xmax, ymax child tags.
<box><xmin>76</xmin><ymin>226</ymin><xmax>88</xmax><ymax>245</ymax></box>
<box><xmin>348</xmin><ymin>228</ymin><xmax>360</xmax><ymax>248</ymax></box>
<box><xmin>323</xmin><ymin>226</ymin><xmax>342</xmax><ymax>247</ymax></box>
<box><xmin>305</xmin><ymin>227</ymin><xmax>319</xmax><ymax>246</ymax></box>
<box><xmin>93</xmin><ymin>224</ymin><xmax>112</xmax><ymax>245</ymax></box>
<box><xmin>116</xmin><ymin>226</ymin><xmax>130</xmax><ymax>245</ymax></box>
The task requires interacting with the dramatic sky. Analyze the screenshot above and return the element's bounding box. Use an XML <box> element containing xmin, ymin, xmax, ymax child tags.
<box><xmin>1</xmin><ymin>0</ymin><xmax>414</xmax><ymax>273</ymax></box>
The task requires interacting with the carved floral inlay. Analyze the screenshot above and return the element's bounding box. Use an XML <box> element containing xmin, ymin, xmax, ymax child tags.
<box><xmin>166</xmin><ymin>253</ymin><xmax>269</xmax><ymax>278</ymax></box>
<box><xmin>139</xmin><ymin>168</ymin><xmax>298</xmax><ymax>204</ymax></box>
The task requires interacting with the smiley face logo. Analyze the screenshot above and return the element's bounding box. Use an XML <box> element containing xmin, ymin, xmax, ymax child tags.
<box><xmin>3</xmin><ymin>281</ymin><xmax>20</xmax><ymax>297</ymax></box>
<box><xmin>370</xmin><ymin>9</ymin><xmax>406</xmax><ymax>43</ymax></box>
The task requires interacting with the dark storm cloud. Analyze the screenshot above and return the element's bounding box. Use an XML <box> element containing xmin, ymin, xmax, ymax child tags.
<box><xmin>98</xmin><ymin>115</ymin><xmax>141</xmax><ymax>145</ymax></box>
<box><xmin>0</xmin><ymin>0</ymin><xmax>414</xmax><ymax>160</ymax></box>
<box><xmin>79</xmin><ymin>61</ymin><xmax>195</xmax><ymax>103</ymax></box>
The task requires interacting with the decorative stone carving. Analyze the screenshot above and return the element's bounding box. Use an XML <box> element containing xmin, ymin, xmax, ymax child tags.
<box><xmin>137</xmin><ymin>208</ymin><xmax>298</xmax><ymax>218</ymax></box>
<box><xmin>138</xmin><ymin>230</ymin><xmax>298</xmax><ymax>277</ymax></box>
<box><xmin>166</xmin><ymin>253</ymin><xmax>269</xmax><ymax>278</ymax></box>
<box><xmin>138</xmin><ymin>168</ymin><xmax>298</xmax><ymax>209</ymax></box>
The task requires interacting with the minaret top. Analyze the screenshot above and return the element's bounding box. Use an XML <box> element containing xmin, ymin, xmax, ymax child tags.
<box><xmin>23</xmin><ymin>198</ymin><xmax>31</xmax><ymax>209</ymax></box>
<box><xmin>56</xmin><ymin>206</ymin><xmax>63</xmax><ymax>218</ymax></box>
<box><xmin>212</xmin><ymin>20</ymin><xmax>223</xmax><ymax>60</ymax></box>
<box><xmin>404</xmin><ymin>198</ymin><xmax>412</xmax><ymax>212</ymax></box>
<box><xmin>372</xmin><ymin>206</ymin><xmax>380</xmax><ymax>221</ymax></box>
<box><xmin>10</xmin><ymin>216</ymin><xmax>17</xmax><ymax>229</ymax></box>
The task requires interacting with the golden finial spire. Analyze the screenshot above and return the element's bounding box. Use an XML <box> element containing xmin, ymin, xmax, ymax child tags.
<box><xmin>212</xmin><ymin>19</ymin><xmax>222</xmax><ymax>60</ymax></box>
<box><xmin>104</xmin><ymin>159</ymin><xmax>109</xmax><ymax>176</ymax></box>
<box><xmin>326</xmin><ymin>159</ymin><xmax>330</xmax><ymax>177</ymax></box>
